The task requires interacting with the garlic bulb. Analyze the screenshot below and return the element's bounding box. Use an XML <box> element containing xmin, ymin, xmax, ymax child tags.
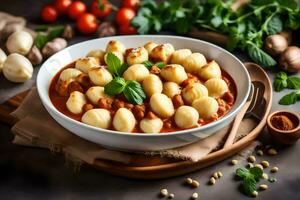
<box><xmin>279</xmin><ymin>46</ymin><xmax>300</xmax><ymax>73</ymax></box>
<box><xmin>0</xmin><ymin>48</ymin><xmax>7</xmax><ymax>73</ymax></box>
<box><xmin>2</xmin><ymin>53</ymin><xmax>33</xmax><ymax>82</ymax></box>
<box><xmin>6</xmin><ymin>31</ymin><xmax>34</xmax><ymax>55</ymax></box>
<box><xmin>264</xmin><ymin>34</ymin><xmax>288</xmax><ymax>56</ymax></box>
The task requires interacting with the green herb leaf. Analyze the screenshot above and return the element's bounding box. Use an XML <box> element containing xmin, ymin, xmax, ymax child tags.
<box><xmin>34</xmin><ymin>33</ymin><xmax>48</xmax><ymax>49</ymax></box>
<box><xmin>47</xmin><ymin>26</ymin><xmax>64</xmax><ymax>41</ymax></box>
<box><xmin>142</xmin><ymin>60</ymin><xmax>154</xmax><ymax>69</ymax></box>
<box><xmin>106</xmin><ymin>52</ymin><xmax>125</xmax><ymax>77</ymax></box>
<box><xmin>247</xmin><ymin>43</ymin><xmax>276</xmax><ymax>67</ymax></box>
<box><xmin>287</xmin><ymin>77</ymin><xmax>300</xmax><ymax>89</ymax></box>
<box><xmin>123</xmin><ymin>80</ymin><xmax>146</xmax><ymax>105</ymax></box>
<box><xmin>243</xmin><ymin>176</ymin><xmax>257</xmax><ymax>195</ymax></box>
<box><xmin>265</xmin><ymin>15</ymin><xmax>283</xmax><ymax>35</ymax></box>
<box><xmin>155</xmin><ymin>62</ymin><xmax>166</xmax><ymax>69</ymax></box>
<box><xmin>236</xmin><ymin>167</ymin><xmax>250</xmax><ymax>179</ymax></box>
<box><xmin>104</xmin><ymin>77</ymin><xmax>126</xmax><ymax>96</ymax></box>
<box><xmin>35</xmin><ymin>24</ymin><xmax>49</xmax><ymax>31</ymax></box>
<box><xmin>274</xmin><ymin>71</ymin><xmax>288</xmax><ymax>92</ymax></box>
<box><xmin>34</xmin><ymin>26</ymin><xmax>64</xmax><ymax>49</ymax></box>
<box><xmin>278</xmin><ymin>0</ymin><xmax>298</xmax><ymax>10</ymax></box>
<box><xmin>279</xmin><ymin>91</ymin><xmax>300</xmax><ymax>105</ymax></box>
<box><xmin>249</xmin><ymin>167</ymin><xmax>263</xmax><ymax>179</ymax></box>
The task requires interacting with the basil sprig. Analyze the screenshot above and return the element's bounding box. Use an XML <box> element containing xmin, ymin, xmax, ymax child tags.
<box><xmin>35</xmin><ymin>26</ymin><xmax>65</xmax><ymax>49</ymax></box>
<box><xmin>274</xmin><ymin>71</ymin><xmax>300</xmax><ymax>92</ymax></box>
<box><xmin>236</xmin><ymin>167</ymin><xmax>263</xmax><ymax>196</ymax></box>
<box><xmin>279</xmin><ymin>90</ymin><xmax>300</xmax><ymax>105</ymax></box>
<box><xmin>106</xmin><ymin>52</ymin><xmax>128</xmax><ymax>77</ymax></box>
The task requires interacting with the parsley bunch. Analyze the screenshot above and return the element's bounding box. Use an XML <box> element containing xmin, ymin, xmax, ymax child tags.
<box><xmin>132</xmin><ymin>0</ymin><xmax>300</xmax><ymax>68</ymax></box>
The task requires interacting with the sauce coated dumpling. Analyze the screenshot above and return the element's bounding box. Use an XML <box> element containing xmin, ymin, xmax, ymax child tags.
<box><xmin>106</xmin><ymin>40</ymin><xmax>126</xmax><ymax>54</ymax></box>
<box><xmin>143</xmin><ymin>41</ymin><xmax>158</xmax><ymax>54</ymax></box>
<box><xmin>182</xmin><ymin>82</ymin><xmax>208</xmax><ymax>104</ymax></box>
<box><xmin>175</xmin><ymin>106</ymin><xmax>199</xmax><ymax>129</ymax></box>
<box><xmin>160</xmin><ymin>64</ymin><xmax>188</xmax><ymax>84</ymax></box>
<box><xmin>192</xmin><ymin>96</ymin><xmax>218</xmax><ymax>119</ymax></box>
<box><xmin>104</xmin><ymin>51</ymin><xmax>124</xmax><ymax>64</ymax></box>
<box><xmin>66</xmin><ymin>91</ymin><xmax>87</xmax><ymax>114</ymax></box>
<box><xmin>140</xmin><ymin>118</ymin><xmax>163</xmax><ymax>133</ymax></box>
<box><xmin>171</xmin><ymin>49</ymin><xmax>192</xmax><ymax>65</ymax></box>
<box><xmin>75</xmin><ymin>57</ymin><xmax>99</xmax><ymax>73</ymax></box>
<box><xmin>142</xmin><ymin>74</ymin><xmax>163</xmax><ymax>97</ymax></box>
<box><xmin>150</xmin><ymin>93</ymin><xmax>175</xmax><ymax>118</ymax></box>
<box><xmin>113</xmin><ymin>108</ymin><xmax>136</xmax><ymax>132</ymax></box>
<box><xmin>82</xmin><ymin>109</ymin><xmax>111</xmax><ymax>129</ymax></box>
<box><xmin>123</xmin><ymin>64</ymin><xmax>149</xmax><ymax>82</ymax></box>
<box><xmin>86</xmin><ymin>49</ymin><xmax>105</xmax><ymax>64</ymax></box>
<box><xmin>150</xmin><ymin>43</ymin><xmax>175</xmax><ymax>63</ymax></box>
<box><xmin>59</xmin><ymin>68</ymin><xmax>82</xmax><ymax>82</ymax></box>
<box><xmin>205</xmin><ymin>78</ymin><xmax>228</xmax><ymax>98</ymax></box>
<box><xmin>182</xmin><ymin>53</ymin><xmax>207</xmax><ymax>74</ymax></box>
<box><xmin>163</xmin><ymin>82</ymin><xmax>181</xmax><ymax>98</ymax></box>
<box><xmin>88</xmin><ymin>67</ymin><xmax>113</xmax><ymax>86</ymax></box>
<box><xmin>86</xmin><ymin>86</ymin><xmax>111</xmax><ymax>105</ymax></box>
<box><xmin>126</xmin><ymin>47</ymin><xmax>148</xmax><ymax>66</ymax></box>
<box><xmin>198</xmin><ymin>60</ymin><xmax>221</xmax><ymax>81</ymax></box>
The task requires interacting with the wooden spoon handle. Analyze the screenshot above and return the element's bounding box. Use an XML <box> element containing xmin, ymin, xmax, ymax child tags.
<box><xmin>223</xmin><ymin>101</ymin><xmax>251</xmax><ymax>148</ymax></box>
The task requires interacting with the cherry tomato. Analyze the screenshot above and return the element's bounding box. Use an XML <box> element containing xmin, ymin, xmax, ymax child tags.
<box><xmin>54</xmin><ymin>0</ymin><xmax>72</xmax><ymax>14</ymax></box>
<box><xmin>119</xmin><ymin>25</ymin><xmax>137</xmax><ymax>35</ymax></box>
<box><xmin>91</xmin><ymin>1</ymin><xmax>111</xmax><ymax>19</ymax></box>
<box><xmin>115</xmin><ymin>7</ymin><xmax>135</xmax><ymax>26</ymax></box>
<box><xmin>77</xmin><ymin>13</ymin><xmax>98</xmax><ymax>34</ymax></box>
<box><xmin>68</xmin><ymin>1</ymin><xmax>87</xmax><ymax>20</ymax></box>
<box><xmin>41</xmin><ymin>5</ymin><xmax>58</xmax><ymax>23</ymax></box>
<box><xmin>122</xmin><ymin>0</ymin><xmax>140</xmax><ymax>10</ymax></box>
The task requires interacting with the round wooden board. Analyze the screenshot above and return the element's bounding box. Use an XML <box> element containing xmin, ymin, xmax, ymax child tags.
<box><xmin>91</xmin><ymin>62</ymin><xmax>273</xmax><ymax>179</ymax></box>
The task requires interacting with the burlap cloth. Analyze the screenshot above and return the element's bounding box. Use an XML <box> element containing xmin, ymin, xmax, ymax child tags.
<box><xmin>10</xmin><ymin>88</ymin><xmax>257</xmax><ymax>165</ymax></box>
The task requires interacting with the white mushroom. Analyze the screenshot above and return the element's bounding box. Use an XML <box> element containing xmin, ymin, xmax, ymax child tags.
<box><xmin>6</xmin><ymin>30</ymin><xmax>33</xmax><ymax>55</ymax></box>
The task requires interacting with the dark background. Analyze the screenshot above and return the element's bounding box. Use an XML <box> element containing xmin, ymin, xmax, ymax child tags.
<box><xmin>1</xmin><ymin>1</ymin><xmax>300</xmax><ymax>199</ymax></box>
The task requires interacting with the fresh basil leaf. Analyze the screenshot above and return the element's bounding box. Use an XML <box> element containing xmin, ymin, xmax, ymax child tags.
<box><xmin>279</xmin><ymin>91</ymin><xmax>300</xmax><ymax>105</ymax></box>
<box><xmin>123</xmin><ymin>80</ymin><xmax>146</xmax><ymax>105</ymax></box>
<box><xmin>278</xmin><ymin>0</ymin><xmax>298</xmax><ymax>10</ymax></box>
<box><xmin>104</xmin><ymin>77</ymin><xmax>126</xmax><ymax>96</ymax></box>
<box><xmin>265</xmin><ymin>15</ymin><xmax>283</xmax><ymax>35</ymax></box>
<box><xmin>34</xmin><ymin>33</ymin><xmax>48</xmax><ymax>49</ymax></box>
<box><xmin>249</xmin><ymin>167</ymin><xmax>263</xmax><ymax>179</ymax></box>
<box><xmin>243</xmin><ymin>175</ymin><xmax>257</xmax><ymax>196</ymax></box>
<box><xmin>286</xmin><ymin>10</ymin><xmax>300</xmax><ymax>30</ymax></box>
<box><xmin>106</xmin><ymin>52</ymin><xmax>123</xmax><ymax>76</ymax></box>
<box><xmin>274</xmin><ymin>71</ymin><xmax>288</xmax><ymax>92</ymax></box>
<box><xmin>287</xmin><ymin>77</ymin><xmax>300</xmax><ymax>89</ymax></box>
<box><xmin>155</xmin><ymin>62</ymin><xmax>166</xmax><ymax>69</ymax></box>
<box><xmin>142</xmin><ymin>60</ymin><xmax>154</xmax><ymax>69</ymax></box>
<box><xmin>131</xmin><ymin>15</ymin><xmax>151</xmax><ymax>34</ymax></box>
<box><xmin>251</xmin><ymin>0</ymin><xmax>274</xmax><ymax>6</ymax></box>
<box><xmin>47</xmin><ymin>26</ymin><xmax>64</xmax><ymax>41</ymax></box>
<box><xmin>247</xmin><ymin>43</ymin><xmax>276</xmax><ymax>67</ymax></box>
<box><xmin>35</xmin><ymin>25</ymin><xmax>49</xmax><ymax>32</ymax></box>
<box><xmin>276</xmin><ymin>71</ymin><xmax>288</xmax><ymax>80</ymax></box>
<box><xmin>236</xmin><ymin>167</ymin><xmax>250</xmax><ymax>179</ymax></box>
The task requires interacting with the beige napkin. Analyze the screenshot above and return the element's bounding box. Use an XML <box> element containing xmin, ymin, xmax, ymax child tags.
<box><xmin>10</xmin><ymin>88</ymin><xmax>257</xmax><ymax>165</ymax></box>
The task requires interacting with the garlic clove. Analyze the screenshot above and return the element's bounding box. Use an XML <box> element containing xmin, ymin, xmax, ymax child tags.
<box><xmin>264</xmin><ymin>34</ymin><xmax>288</xmax><ymax>56</ymax></box>
<box><xmin>6</xmin><ymin>30</ymin><xmax>34</xmax><ymax>55</ymax></box>
<box><xmin>279</xmin><ymin>46</ymin><xmax>300</xmax><ymax>73</ymax></box>
<box><xmin>0</xmin><ymin>48</ymin><xmax>7</xmax><ymax>73</ymax></box>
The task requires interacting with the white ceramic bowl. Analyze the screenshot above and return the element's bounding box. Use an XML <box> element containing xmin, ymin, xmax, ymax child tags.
<box><xmin>37</xmin><ymin>35</ymin><xmax>251</xmax><ymax>151</ymax></box>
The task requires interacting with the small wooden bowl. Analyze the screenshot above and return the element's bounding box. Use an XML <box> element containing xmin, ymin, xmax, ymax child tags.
<box><xmin>267</xmin><ymin>110</ymin><xmax>300</xmax><ymax>145</ymax></box>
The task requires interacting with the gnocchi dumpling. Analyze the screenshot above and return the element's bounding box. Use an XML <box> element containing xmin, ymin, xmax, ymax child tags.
<box><xmin>205</xmin><ymin>78</ymin><xmax>228</xmax><ymax>98</ymax></box>
<box><xmin>140</xmin><ymin>118</ymin><xmax>163</xmax><ymax>133</ymax></box>
<box><xmin>86</xmin><ymin>49</ymin><xmax>105</xmax><ymax>64</ymax></box>
<box><xmin>82</xmin><ymin>109</ymin><xmax>111</xmax><ymax>129</ymax></box>
<box><xmin>142</xmin><ymin>74</ymin><xmax>163</xmax><ymax>97</ymax></box>
<box><xmin>126</xmin><ymin>47</ymin><xmax>148</xmax><ymax>66</ymax></box>
<box><xmin>113</xmin><ymin>108</ymin><xmax>136</xmax><ymax>132</ymax></box>
<box><xmin>182</xmin><ymin>53</ymin><xmax>207</xmax><ymax>74</ymax></box>
<box><xmin>171</xmin><ymin>49</ymin><xmax>192</xmax><ymax>65</ymax></box>
<box><xmin>198</xmin><ymin>60</ymin><xmax>221</xmax><ymax>80</ymax></box>
<box><xmin>86</xmin><ymin>86</ymin><xmax>111</xmax><ymax>105</ymax></box>
<box><xmin>104</xmin><ymin>51</ymin><xmax>124</xmax><ymax>64</ymax></box>
<box><xmin>150</xmin><ymin>43</ymin><xmax>175</xmax><ymax>63</ymax></box>
<box><xmin>150</xmin><ymin>93</ymin><xmax>174</xmax><ymax>118</ymax></box>
<box><xmin>123</xmin><ymin>64</ymin><xmax>149</xmax><ymax>82</ymax></box>
<box><xmin>59</xmin><ymin>68</ymin><xmax>82</xmax><ymax>82</ymax></box>
<box><xmin>160</xmin><ymin>64</ymin><xmax>188</xmax><ymax>84</ymax></box>
<box><xmin>144</xmin><ymin>41</ymin><xmax>158</xmax><ymax>54</ymax></box>
<box><xmin>182</xmin><ymin>82</ymin><xmax>208</xmax><ymax>104</ymax></box>
<box><xmin>192</xmin><ymin>96</ymin><xmax>218</xmax><ymax>119</ymax></box>
<box><xmin>175</xmin><ymin>106</ymin><xmax>199</xmax><ymax>129</ymax></box>
<box><xmin>106</xmin><ymin>40</ymin><xmax>126</xmax><ymax>54</ymax></box>
<box><xmin>162</xmin><ymin>82</ymin><xmax>181</xmax><ymax>98</ymax></box>
<box><xmin>88</xmin><ymin>67</ymin><xmax>113</xmax><ymax>86</ymax></box>
<box><xmin>66</xmin><ymin>91</ymin><xmax>87</xmax><ymax>114</ymax></box>
<box><xmin>75</xmin><ymin>57</ymin><xmax>99</xmax><ymax>73</ymax></box>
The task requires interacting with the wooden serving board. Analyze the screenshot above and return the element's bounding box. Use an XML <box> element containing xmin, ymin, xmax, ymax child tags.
<box><xmin>0</xmin><ymin>63</ymin><xmax>272</xmax><ymax>179</ymax></box>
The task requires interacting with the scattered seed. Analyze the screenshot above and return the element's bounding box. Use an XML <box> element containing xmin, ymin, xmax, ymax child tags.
<box><xmin>257</xmin><ymin>150</ymin><xmax>264</xmax><ymax>156</ymax></box>
<box><xmin>252</xmin><ymin>191</ymin><xmax>258</xmax><ymax>197</ymax></box>
<box><xmin>271</xmin><ymin>167</ymin><xmax>279</xmax><ymax>173</ymax></box>
<box><xmin>160</xmin><ymin>188</ymin><xmax>168</xmax><ymax>197</ymax></box>
<box><xmin>231</xmin><ymin>159</ymin><xmax>238</xmax><ymax>165</ymax></box>
<box><xmin>209</xmin><ymin>177</ymin><xmax>216</xmax><ymax>185</ymax></box>
<box><xmin>213</xmin><ymin>172</ymin><xmax>219</xmax><ymax>179</ymax></box>
<box><xmin>259</xmin><ymin>184</ymin><xmax>268</xmax><ymax>190</ymax></box>
<box><xmin>269</xmin><ymin>177</ymin><xmax>277</xmax><ymax>183</ymax></box>
<box><xmin>268</xmin><ymin>148</ymin><xmax>278</xmax><ymax>155</ymax></box>
<box><xmin>217</xmin><ymin>171</ymin><xmax>223</xmax><ymax>177</ymax></box>
<box><xmin>168</xmin><ymin>193</ymin><xmax>175</xmax><ymax>199</ymax></box>
<box><xmin>191</xmin><ymin>180</ymin><xmax>200</xmax><ymax>188</ymax></box>
<box><xmin>255</xmin><ymin>164</ymin><xmax>264</xmax><ymax>170</ymax></box>
<box><xmin>248</xmin><ymin>155</ymin><xmax>256</xmax><ymax>163</ymax></box>
<box><xmin>191</xmin><ymin>192</ymin><xmax>198</xmax><ymax>199</ymax></box>
<box><xmin>262</xmin><ymin>173</ymin><xmax>269</xmax><ymax>180</ymax></box>
<box><xmin>186</xmin><ymin>178</ymin><xmax>193</xmax><ymax>185</ymax></box>
<box><xmin>247</xmin><ymin>163</ymin><xmax>254</xmax><ymax>168</ymax></box>
<box><xmin>261</xmin><ymin>161</ymin><xmax>270</xmax><ymax>168</ymax></box>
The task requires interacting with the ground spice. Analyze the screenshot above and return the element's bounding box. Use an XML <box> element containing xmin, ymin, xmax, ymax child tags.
<box><xmin>270</xmin><ymin>115</ymin><xmax>295</xmax><ymax>131</ymax></box>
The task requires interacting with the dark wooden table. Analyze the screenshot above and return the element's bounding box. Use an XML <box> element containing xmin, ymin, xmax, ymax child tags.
<box><xmin>1</xmin><ymin>0</ymin><xmax>300</xmax><ymax>199</ymax></box>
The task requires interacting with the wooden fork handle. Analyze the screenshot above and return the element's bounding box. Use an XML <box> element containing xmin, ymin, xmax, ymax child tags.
<box><xmin>223</xmin><ymin>101</ymin><xmax>252</xmax><ymax>148</ymax></box>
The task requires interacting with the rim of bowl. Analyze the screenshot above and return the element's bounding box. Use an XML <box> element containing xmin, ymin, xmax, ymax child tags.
<box><xmin>267</xmin><ymin>110</ymin><xmax>300</xmax><ymax>133</ymax></box>
<box><xmin>37</xmin><ymin>35</ymin><xmax>251</xmax><ymax>137</ymax></box>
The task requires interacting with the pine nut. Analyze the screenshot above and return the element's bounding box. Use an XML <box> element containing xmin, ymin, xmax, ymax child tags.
<box><xmin>160</xmin><ymin>188</ymin><xmax>168</xmax><ymax>197</ymax></box>
<box><xmin>209</xmin><ymin>177</ymin><xmax>216</xmax><ymax>185</ymax></box>
<box><xmin>262</xmin><ymin>173</ymin><xmax>269</xmax><ymax>179</ymax></box>
<box><xmin>248</xmin><ymin>155</ymin><xmax>256</xmax><ymax>163</ymax></box>
<box><xmin>191</xmin><ymin>192</ymin><xmax>198</xmax><ymax>199</ymax></box>
<box><xmin>268</xmin><ymin>148</ymin><xmax>278</xmax><ymax>155</ymax></box>
<box><xmin>168</xmin><ymin>193</ymin><xmax>175</xmax><ymax>199</ymax></box>
<box><xmin>255</xmin><ymin>164</ymin><xmax>264</xmax><ymax>170</ymax></box>
<box><xmin>259</xmin><ymin>184</ymin><xmax>268</xmax><ymax>190</ymax></box>
<box><xmin>261</xmin><ymin>161</ymin><xmax>270</xmax><ymax>168</ymax></box>
<box><xmin>213</xmin><ymin>172</ymin><xmax>219</xmax><ymax>179</ymax></box>
<box><xmin>231</xmin><ymin>159</ymin><xmax>238</xmax><ymax>165</ymax></box>
<box><xmin>252</xmin><ymin>191</ymin><xmax>258</xmax><ymax>197</ymax></box>
<box><xmin>257</xmin><ymin>150</ymin><xmax>264</xmax><ymax>156</ymax></box>
<box><xmin>191</xmin><ymin>180</ymin><xmax>200</xmax><ymax>188</ymax></box>
<box><xmin>247</xmin><ymin>163</ymin><xmax>254</xmax><ymax>168</ymax></box>
<box><xmin>271</xmin><ymin>167</ymin><xmax>279</xmax><ymax>173</ymax></box>
<box><xmin>186</xmin><ymin>177</ymin><xmax>193</xmax><ymax>184</ymax></box>
<box><xmin>217</xmin><ymin>171</ymin><xmax>223</xmax><ymax>177</ymax></box>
